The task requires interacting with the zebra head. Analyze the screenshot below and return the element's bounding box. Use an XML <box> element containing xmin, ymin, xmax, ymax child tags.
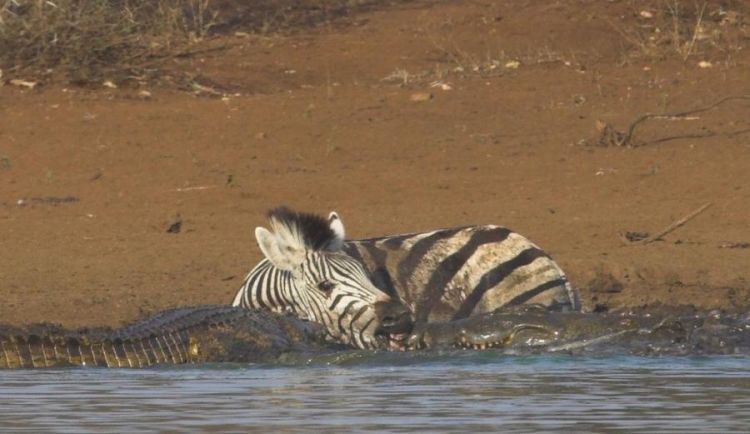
<box><xmin>254</xmin><ymin>207</ymin><xmax>413</xmax><ymax>349</ymax></box>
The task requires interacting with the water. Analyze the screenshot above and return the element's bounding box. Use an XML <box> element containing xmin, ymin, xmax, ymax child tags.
<box><xmin>1</xmin><ymin>353</ymin><xmax>749</xmax><ymax>433</ymax></box>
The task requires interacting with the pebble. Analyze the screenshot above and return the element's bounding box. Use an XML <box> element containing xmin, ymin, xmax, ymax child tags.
<box><xmin>410</xmin><ymin>92</ymin><xmax>433</xmax><ymax>102</ymax></box>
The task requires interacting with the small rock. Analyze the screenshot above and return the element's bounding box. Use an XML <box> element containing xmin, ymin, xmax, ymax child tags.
<box><xmin>166</xmin><ymin>218</ymin><xmax>182</xmax><ymax>234</ymax></box>
<box><xmin>504</xmin><ymin>60</ymin><xmax>521</xmax><ymax>69</ymax></box>
<box><xmin>103</xmin><ymin>80</ymin><xmax>117</xmax><ymax>89</ymax></box>
<box><xmin>698</xmin><ymin>61</ymin><xmax>713</xmax><ymax>68</ymax></box>
<box><xmin>138</xmin><ymin>90</ymin><xmax>152</xmax><ymax>99</ymax></box>
<box><xmin>639</xmin><ymin>10</ymin><xmax>654</xmax><ymax>18</ymax></box>
<box><xmin>410</xmin><ymin>92</ymin><xmax>433</xmax><ymax>102</ymax></box>
<box><xmin>430</xmin><ymin>81</ymin><xmax>453</xmax><ymax>91</ymax></box>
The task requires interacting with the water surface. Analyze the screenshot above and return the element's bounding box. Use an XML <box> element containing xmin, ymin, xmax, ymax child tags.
<box><xmin>1</xmin><ymin>353</ymin><xmax>749</xmax><ymax>433</ymax></box>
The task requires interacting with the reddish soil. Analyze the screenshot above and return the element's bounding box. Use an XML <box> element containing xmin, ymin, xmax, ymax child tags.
<box><xmin>1</xmin><ymin>1</ymin><xmax>749</xmax><ymax>327</ymax></box>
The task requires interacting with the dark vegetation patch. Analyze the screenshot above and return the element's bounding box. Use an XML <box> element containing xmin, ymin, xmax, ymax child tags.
<box><xmin>0</xmin><ymin>0</ymin><xmax>399</xmax><ymax>84</ymax></box>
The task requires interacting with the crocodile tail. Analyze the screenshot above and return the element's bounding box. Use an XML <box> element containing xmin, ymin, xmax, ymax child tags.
<box><xmin>0</xmin><ymin>329</ymin><xmax>195</xmax><ymax>369</ymax></box>
<box><xmin>0</xmin><ymin>333</ymin><xmax>79</xmax><ymax>369</ymax></box>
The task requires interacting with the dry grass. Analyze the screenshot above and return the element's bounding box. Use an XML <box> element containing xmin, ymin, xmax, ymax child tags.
<box><xmin>612</xmin><ymin>0</ymin><xmax>748</xmax><ymax>63</ymax></box>
<box><xmin>0</xmin><ymin>0</ymin><xmax>387</xmax><ymax>84</ymax></box>
<box><xmin>0</xmin><ymin>0</ymin><xmax>218</xmax><ymax>83</ymax></box>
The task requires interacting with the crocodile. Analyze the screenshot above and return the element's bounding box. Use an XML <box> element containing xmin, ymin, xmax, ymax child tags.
<box><xmin>2</xmin><ymin>305</ymin><xmax>749</xmax><ymax>369</ymax></box>
<box><xmin>0</xmin><ymin>306</ymin><xmax>338</xmax><ymax>369</ymax></box>
<box><xmin>414</xmin><ymin>305</ymin><xmax>750</xmax><ymax>356</ymax></box>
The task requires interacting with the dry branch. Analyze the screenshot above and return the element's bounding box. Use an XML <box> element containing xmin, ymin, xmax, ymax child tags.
<box><xmin>638</xmin><ymin>202</ymin><xmax>712</xmax><ymax>245</ymax></box>
<box><xmin>598</xmin><ymin>95</ymin><xmax>750</xmax><ymax>147</ymax></box>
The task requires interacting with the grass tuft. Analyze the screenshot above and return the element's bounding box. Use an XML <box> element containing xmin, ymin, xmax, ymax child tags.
<box><xmin>0</xmin><ymin>0</ymin><xmax>219</xmax><ymax>83</ymax></box>
<box><xmin>0</xmin><ymin>0</ymin><xmax>390</xmax><ymax>84</ymax></box>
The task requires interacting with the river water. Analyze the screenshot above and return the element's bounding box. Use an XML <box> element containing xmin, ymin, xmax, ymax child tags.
<box><xmin>1</xmin><ymin>353</ymin><xmax>749</xmax><ymax>433</ymax></box>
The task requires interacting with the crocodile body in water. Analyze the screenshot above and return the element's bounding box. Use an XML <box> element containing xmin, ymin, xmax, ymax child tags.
<box><xmin>416</xmin><ymin>306</ymin><xmax>750</xmax><ymax>355</ymax></box>
<box><xmin>0</xmin><ymin>306</ymin><xmax>336</xmax><ymax>369</ymax></box>
<box><xmin>2</xmin><ymin>305</ymin><xmax>750</xmax><ymax>369</ymax></box>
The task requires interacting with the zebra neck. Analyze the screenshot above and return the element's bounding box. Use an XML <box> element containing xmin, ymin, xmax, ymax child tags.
<box><xmin>253</xmin><ymin>269</ymin><xmax>307</xmax><ymax>318</ymax></box>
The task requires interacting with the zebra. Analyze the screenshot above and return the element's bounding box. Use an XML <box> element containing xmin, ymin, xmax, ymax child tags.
<box><xmin>236</xmin><ymin>207</ymin><xmax>413</xmax><ymax>350</ymax></box>
<box><xmin>233</xmin><ymin>208</ymin><xmax>579</xmax><ymax>348</ymax></box>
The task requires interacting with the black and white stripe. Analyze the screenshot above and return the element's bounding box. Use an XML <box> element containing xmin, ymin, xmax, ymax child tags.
<box><xmin>345</xmin><ymin>225</ymin><xmax>578</xmax><ymax>325</ymax></box>
<box><xmin>234</xmin><ymin>212</ymin><xmax>579</xmax><ymax>334</ymax></box>
<box><xmin>238</xmin><ymin>207</ymin><xmax>409</xmax><ymax>350</ymax></box>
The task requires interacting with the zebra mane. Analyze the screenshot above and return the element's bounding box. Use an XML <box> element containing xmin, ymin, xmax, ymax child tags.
<box><xmin>267</xmin><ymin>206</ymin><xmax>339</xmax><ymax>251</ymax></box>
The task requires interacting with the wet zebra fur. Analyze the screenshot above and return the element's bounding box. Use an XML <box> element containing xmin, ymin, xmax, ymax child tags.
<box><xmin>233</xmin><ymin>210</ymin><xmax>579</xmax><ymax>334</ymax></box>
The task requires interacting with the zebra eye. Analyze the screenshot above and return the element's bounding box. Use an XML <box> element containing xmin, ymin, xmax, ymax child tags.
<box><xmin>317</xmin><ymin>281</ymin><xmax>335</xmax><ymax>293</ymax></box>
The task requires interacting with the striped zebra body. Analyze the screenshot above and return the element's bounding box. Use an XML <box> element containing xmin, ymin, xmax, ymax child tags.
<box><xmin>343</xmin><ymin>225</ymin><xmax>578</xmax><ymax>324</ymax></box>
<box><xmin>234</xmin><ymin>215</ymin><xmax>579</xmax><ymax>336</ymax></box>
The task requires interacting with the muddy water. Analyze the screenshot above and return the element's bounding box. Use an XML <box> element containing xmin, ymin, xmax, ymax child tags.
<box><xmin>1</xmin><ymin>354</ymin><xmax>748</xmax><ymax>433</ymax></box>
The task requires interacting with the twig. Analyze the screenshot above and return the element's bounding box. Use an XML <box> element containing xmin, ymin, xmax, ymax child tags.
<box><xmin>602</xmin><ymin>95</ymin><xmax>750</xmax><ymax>147</ymax></box>
<box><xmin>681</xmin><ymin>2</ymin><xmax>707</xmax><ymax>61</ymax></box>
<box><xmin>639</xmin><ymin>130</ymin><xmax>715</xmax><ymax>147</ymax></box>
<box><xmin>639</xmin><ymin>202</ymin><xmax>712</xmax><ymax>245</ymax></box>
<box><xmin>173</xmin><ymin>185</ymin><xmax>217</xmax><ymax>192</ymax></box>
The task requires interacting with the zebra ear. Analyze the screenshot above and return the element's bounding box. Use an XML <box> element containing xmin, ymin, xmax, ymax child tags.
<box><xmin>327</xmin><ymin>211</ymin><xmax>345</xmax><ymax>251</ymax></box>
<box><xmin>255</xmin><ymin>226</ymin><xmax>304</xmax><ymax>271</ymax></box>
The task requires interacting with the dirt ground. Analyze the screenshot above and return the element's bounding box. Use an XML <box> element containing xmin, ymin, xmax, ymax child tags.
<box><xmin>1</xmin><ymin>1</ymin><xmax>749</xmax><ymax>327</ymax></box>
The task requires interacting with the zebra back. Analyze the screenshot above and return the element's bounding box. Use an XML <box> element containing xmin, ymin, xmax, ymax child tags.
<box><xmin>344</xmin><ymin>225</ymin><xmax>577</xmax><ymax>323</ymax></box>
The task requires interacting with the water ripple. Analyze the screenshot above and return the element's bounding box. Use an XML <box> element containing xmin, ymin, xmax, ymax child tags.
<box><xmin>1</xmin><ymin>355</ymin><xmax>749</xmax><ymax>433</ymax></box>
